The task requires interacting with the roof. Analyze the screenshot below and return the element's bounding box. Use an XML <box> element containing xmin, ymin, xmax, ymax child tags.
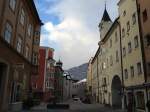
<box><xmin>28</xmin><ymin>0</ymin><xmax>43</xmax><ymax>25</ymax></box>
<box><xmin>101</xmin><ymin>9</ymin><xmax>111</xmax><ymax>22</ymax></box>
<box><xmin>76</xmin><ymin>79</ymin><xmax>87</xmax><ymax>84</ymax></box>
<box><xmin>101</xmin><ymin>17</ymin><xmax>119</xmax><ymax>43</ymax></box>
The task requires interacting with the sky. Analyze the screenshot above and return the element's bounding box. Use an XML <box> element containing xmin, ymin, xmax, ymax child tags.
<box><xmin>35</xmin><ymin>0</ymin><xmax>119</xmax><ymax>70</ymax></box>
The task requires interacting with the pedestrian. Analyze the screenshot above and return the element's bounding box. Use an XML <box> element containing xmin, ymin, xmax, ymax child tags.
<box><xmin>146</xmin><ymin>100</ymin><xmax>150</xmax><ymax>112</ymax></box>
<box><xmin>127</xmin><ymin>101</ymin><xmax>133</xmax><ymax>112</ymax></box>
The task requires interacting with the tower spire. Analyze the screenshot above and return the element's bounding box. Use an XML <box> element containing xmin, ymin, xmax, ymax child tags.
<box><xmin>105</xmin><ymin>0</ymin><xmax>106</xmax><ymax>10</ymax></box>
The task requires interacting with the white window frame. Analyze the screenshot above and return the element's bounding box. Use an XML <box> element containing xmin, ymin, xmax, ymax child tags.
<box><xmin>27</xmin><ymin>24</ymin><xmax>32</xmax><ymax>37</ymax></box>
<box><xmin>20</xmin><ymin>9</ymin><xmax>25</xmax><ymax>25</ymax></box>
<box><xmin>16</xmin><ymin>37</ymin><xmax>22</xmax><ymax>53</ymax></box>
<box><xmin>9</xmin><ymin>0</ymin><xmax>16</xmax><ymax>11</ymax></box>
<box><xmin>134</xmin><ymin>36</ymin><xmax>139</xmax><ymax>48</ymax></box>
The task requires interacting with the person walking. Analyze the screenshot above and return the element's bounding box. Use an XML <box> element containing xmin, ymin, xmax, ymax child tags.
<box><xmin>127</xmin><ymin>101</ymin><xmax>133</xmax><ymax>112</ymax></box>
<box><xmin>146</xmin><ymin>100</ymin><xmax>150</xmax><ymax>112</ymax></box>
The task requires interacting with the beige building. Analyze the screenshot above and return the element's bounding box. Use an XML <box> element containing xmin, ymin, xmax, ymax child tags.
<box><xmin>0</xmin><ymin>0</ymin><xmax>42</xmax><ymax>111</ymax></box>
<box><xmin>90</xmin><ymin>0</ymin><xmax>150</xmax><ymax>111</ymax></box>
<box><xmin>137</xmin><ymin>0</ymin><xmax>150</xmax><ymax>102</ymax></box>
<box><xmin>118</xmin><ymin>0</ymin><xmax>147</xmax><ymax>111</ymax></box>
<box><xmin>87</xmin><ymin>58</ymin><xmax>93</xmax><ymax>100</ymax></box>
<box><xmin>91</xmin><ymin>51</ymin><xmax>99</xmax><ymax>103</ymax></box>
<box><xmin>98</xmin><ymin>18</ymin><xmax>122</xmax><ymax>108</ymax></box>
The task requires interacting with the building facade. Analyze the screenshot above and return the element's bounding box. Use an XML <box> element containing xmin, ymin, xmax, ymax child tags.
<box><xmin>72</xmin><ymin>79</ymin><xmax>87</xmax><ymax>100</ymax></box>
<box><xmin>0</xmin><ymin>0</ymin><xmax>42</xmax><ymax>111</ymax></box>
<box><xmin>63</xmin><ymin>72</ymin><xmax>73</xmax><ymax>101</ymax></box>
<box><xmin>137</xmin><ymin>0</ymin><xmax>150</xmax><ymax>102</ymax></box>
<box><xmin>54</xmin><ymin>60</ymin><xmax>64</xmax><ymax>102</ymax></box>
<box><xmin>89</xmin><ymin>0</ymin><xmax>150</xmax><ymax>111</ymax></box>
<box><xmin>87</xmin><ymin>58</ymin><xmax>93</xmax><ymax>101</ymax></box>
<box><xmin>31</xmin><ymin>47</ymin><xmax>55</xmax><ymax>102</ymax></box>
<box><xmin>118</xmin><ymin>0</ymin><xmax>147</xmax><ymax>111</ymax></box>
<box><xmin>98</xmin><ymin>17</ymin><xmax>122</xmax><ymax>107</ymax></box>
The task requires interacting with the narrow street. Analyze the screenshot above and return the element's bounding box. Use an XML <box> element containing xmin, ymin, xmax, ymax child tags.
<box><xmin>24</xmin><ymin>100</ymin><xmax>125</xmax><ymax>112</ymax></box>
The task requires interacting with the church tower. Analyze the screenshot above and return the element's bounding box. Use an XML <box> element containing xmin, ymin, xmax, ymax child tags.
<box><xmin>98</xmin><ymin>5</ymin><xmax>112</xmax><ymax>40</ymax></box>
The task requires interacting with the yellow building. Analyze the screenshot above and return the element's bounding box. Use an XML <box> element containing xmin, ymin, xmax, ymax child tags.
<box><xmin>118</xmin><ymin>0</ymin><xmax>147</xmax><ymax>111</ymax></box>
<box><xmin>98</xmin><ymin>14</ymin><xmax>123</xmax><ymax>107</ymax></box>
<box><xmin>90</xmin><ymin>0</ymin><xmax>149</xmax><ymax>111</ymax></box>
<box><xmin>91</xmin><ymin>48</ymin><xmax>101</xmax><ymax>103</ymax></box>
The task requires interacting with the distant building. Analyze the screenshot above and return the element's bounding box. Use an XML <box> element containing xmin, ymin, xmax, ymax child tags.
<box><xmin>54</xmin><ymin>60</ymin><xmax>64</xmax><ymax>102</ymax></box>
<box><xmin>72</xmin><ymin>79</ymin><xmax>87</xmax><ymax>99</ymax></box>
<box><xmin>87</xmin><ymin>58</ymin><xmax>93</xmax><ymax>101</ymax></box>
<box><xmin>63</xmin><ymin>72</ymin><xmax>73</xmax><ymax>101</ymax></box>
<box><xmin>0</xmin><ymin>0</ymin><xmax>42</xmax><ymax>111</ymax></box>
<box><xmin>31</xmin><ymin>47</ymin><xmax>55</xmax><ymax>102</ymax></box>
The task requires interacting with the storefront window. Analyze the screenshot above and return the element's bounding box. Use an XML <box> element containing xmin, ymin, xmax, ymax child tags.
<box><xmin>136</xmin><ymin>91</ymin><xmax>145</xmax><ymax>109</ymax></box>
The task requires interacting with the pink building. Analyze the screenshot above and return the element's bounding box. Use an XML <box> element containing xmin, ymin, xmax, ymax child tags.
<box><xmin>31</xmin><ymin>46</ymin><xmax>55</xmax><ymax>102</ymax></box>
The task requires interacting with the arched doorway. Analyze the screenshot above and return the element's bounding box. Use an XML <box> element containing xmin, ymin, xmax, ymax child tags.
<box><xmin>111</xmin><ymin>75</ymin><xmax>122</xmax><ymax>108</ymax></box>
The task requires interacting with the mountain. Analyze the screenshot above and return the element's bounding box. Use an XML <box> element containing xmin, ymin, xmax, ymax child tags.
<box><xmin>66</xmin><ymin>63</ymin><xmax>88</xmax><ymax>80</ymax></box>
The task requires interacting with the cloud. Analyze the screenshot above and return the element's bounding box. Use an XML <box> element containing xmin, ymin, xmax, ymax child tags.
<box><xmin>40</xmin><ymin>0</ymin><xmax>119</xmax><ymax>69</ymax></box>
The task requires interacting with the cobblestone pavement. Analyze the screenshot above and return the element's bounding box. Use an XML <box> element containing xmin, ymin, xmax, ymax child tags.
<box><xmin>23</xmin><ymin>100</ymin><xmax>126</xmax><ymax>112</ymax></box>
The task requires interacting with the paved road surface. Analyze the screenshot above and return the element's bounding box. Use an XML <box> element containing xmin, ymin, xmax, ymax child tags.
<box><xmin>23</xmin><ymin>100</ymin><xmax>125</xmax><ymax>112</ymax></box>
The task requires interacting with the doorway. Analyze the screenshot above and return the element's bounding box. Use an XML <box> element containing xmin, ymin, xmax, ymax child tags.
<box><xmin>111</xmin><ymin>75</ymin><xmax>122</xmax><ymax>108</ymax></box>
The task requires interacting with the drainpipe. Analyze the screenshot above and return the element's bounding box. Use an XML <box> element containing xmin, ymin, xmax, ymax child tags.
<box><xmin>97</xmin><ymin>55</ymin><xmax>100</xmax><ymax>103</ymax></box>
<box><xmin>135</xmin><ymin>0</ymin><xmax>148</xmax><ymax>102</ymax></box>
<box><xmin>118</xmin><ymin>20</ymin><xmax>125</xmax><ymax>109</ymax></box>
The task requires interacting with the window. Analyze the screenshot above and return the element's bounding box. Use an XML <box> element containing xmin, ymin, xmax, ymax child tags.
<box><xmin>136</xmin><ymin>91</ymin><xmax>145</xmax><ymax>109</ymax></box>
<box><xmin>16</xmin><ymin>37</ymin><xmax>22</xmax><ymax>53</ymax></box>
<box><xmin>124</xmin><ymin>69</ymin><xmax>128</xmax><ymax>79</ymax></box>
<box><xmin>143</xmin><ymin>9</ymin><xmax>148</xmax><ymax>22</ymax></box>
<box><xmin>115</xmin><ymin>32</ymin><xmax>118</xmax><ymax>42</ymax></box>
<box><xmin>110</xmin><ymin>55</ymin><xmax>113</xmax><ymax>66</ymax></box>
<box><xmin>128</xmin><ymin>42</ymin><xmax>132</xmax><ymax>53</ymax></box>
<box><xmin>123</xmin><ymin>47</ymin><xmax>126</xmax><ymax>57</ymax></box>
<box><xmin>27</xmin><ymin>24</ymin><xmax>32</xmax><ymax>36</ymax></box>
<box><xmin>132</xmin><ymin>13</ymin><xmax>136</xmax><ymax>25</ymax></box>
<box><xmin>145</xmin><ymin>34</ymin><xmax>150</xmax><ymax>46</ymax></box>
<box><xmin>9</xmin><ymin>0</ymin><xmax>16</xmax><ymax>11</ymax></box>
<box><xmin>127</xmin><ymin>21</ymin><xmax>130</xmax><ymax>32</ymax></box>
<box><xmin>34</xmin><ymin>37</ymin><xmax>39</xmax><ymax>45</ymax></box>
<box><xmin>116</xmin><ymin>50</ymin><xmax>119</xmax><ymax>62</ymax></box>
<box><xmin>4</xmin><ymin>22</ymin><xmax>12</xmax><ymax>43</ymax></box>
<box><xmin>103</xmin><ymin>62</ymin><xmax>106</xmax><ymax>69</ymax></box>
<box><xmin>25</xmin><ymin>46</ymin><xmax>29</xmax><ymax>58</ymax></box>
<box><xmin>20</xmin><ymin>9</ymin><xmax>25</xmax><ymax>25</ymax></box>
<box><xmin>123</xmin><ymin>10</ymin><xmax>126</xmax><ymax>16</ymax></box>
<box><xmin>137</xmin><ymin>62</ymin><xmax>142</xmax><ymax>75</ymax></box>
<box><xmin>33</xmin><ymin>52</ymin><xmax>38</xmax><ymax>65</ymax></box>
<box><xmin>134</xmin><ymin>36</ymin><xmax>139</xmax><ymax>48</ymax></box>
<box><xmin>130</xmin><ymin>66</ymin><xmax>134</xmax><ymax>77</ymax></box>
<box><xmin>122</xmin><ymin>28</ymin><xmax>125</xmax><ymax>37</ymax></box>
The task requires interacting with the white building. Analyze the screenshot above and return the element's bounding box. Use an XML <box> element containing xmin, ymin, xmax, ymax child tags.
<box><xmin>63</xmin><ymin>72</ymin><xmax>73</xmax><ymax>101</ymax></box>
<box><xmin>72</xmin><ymin>79</ymin><xmax>87</xmax><ymax>99</ymax></box>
